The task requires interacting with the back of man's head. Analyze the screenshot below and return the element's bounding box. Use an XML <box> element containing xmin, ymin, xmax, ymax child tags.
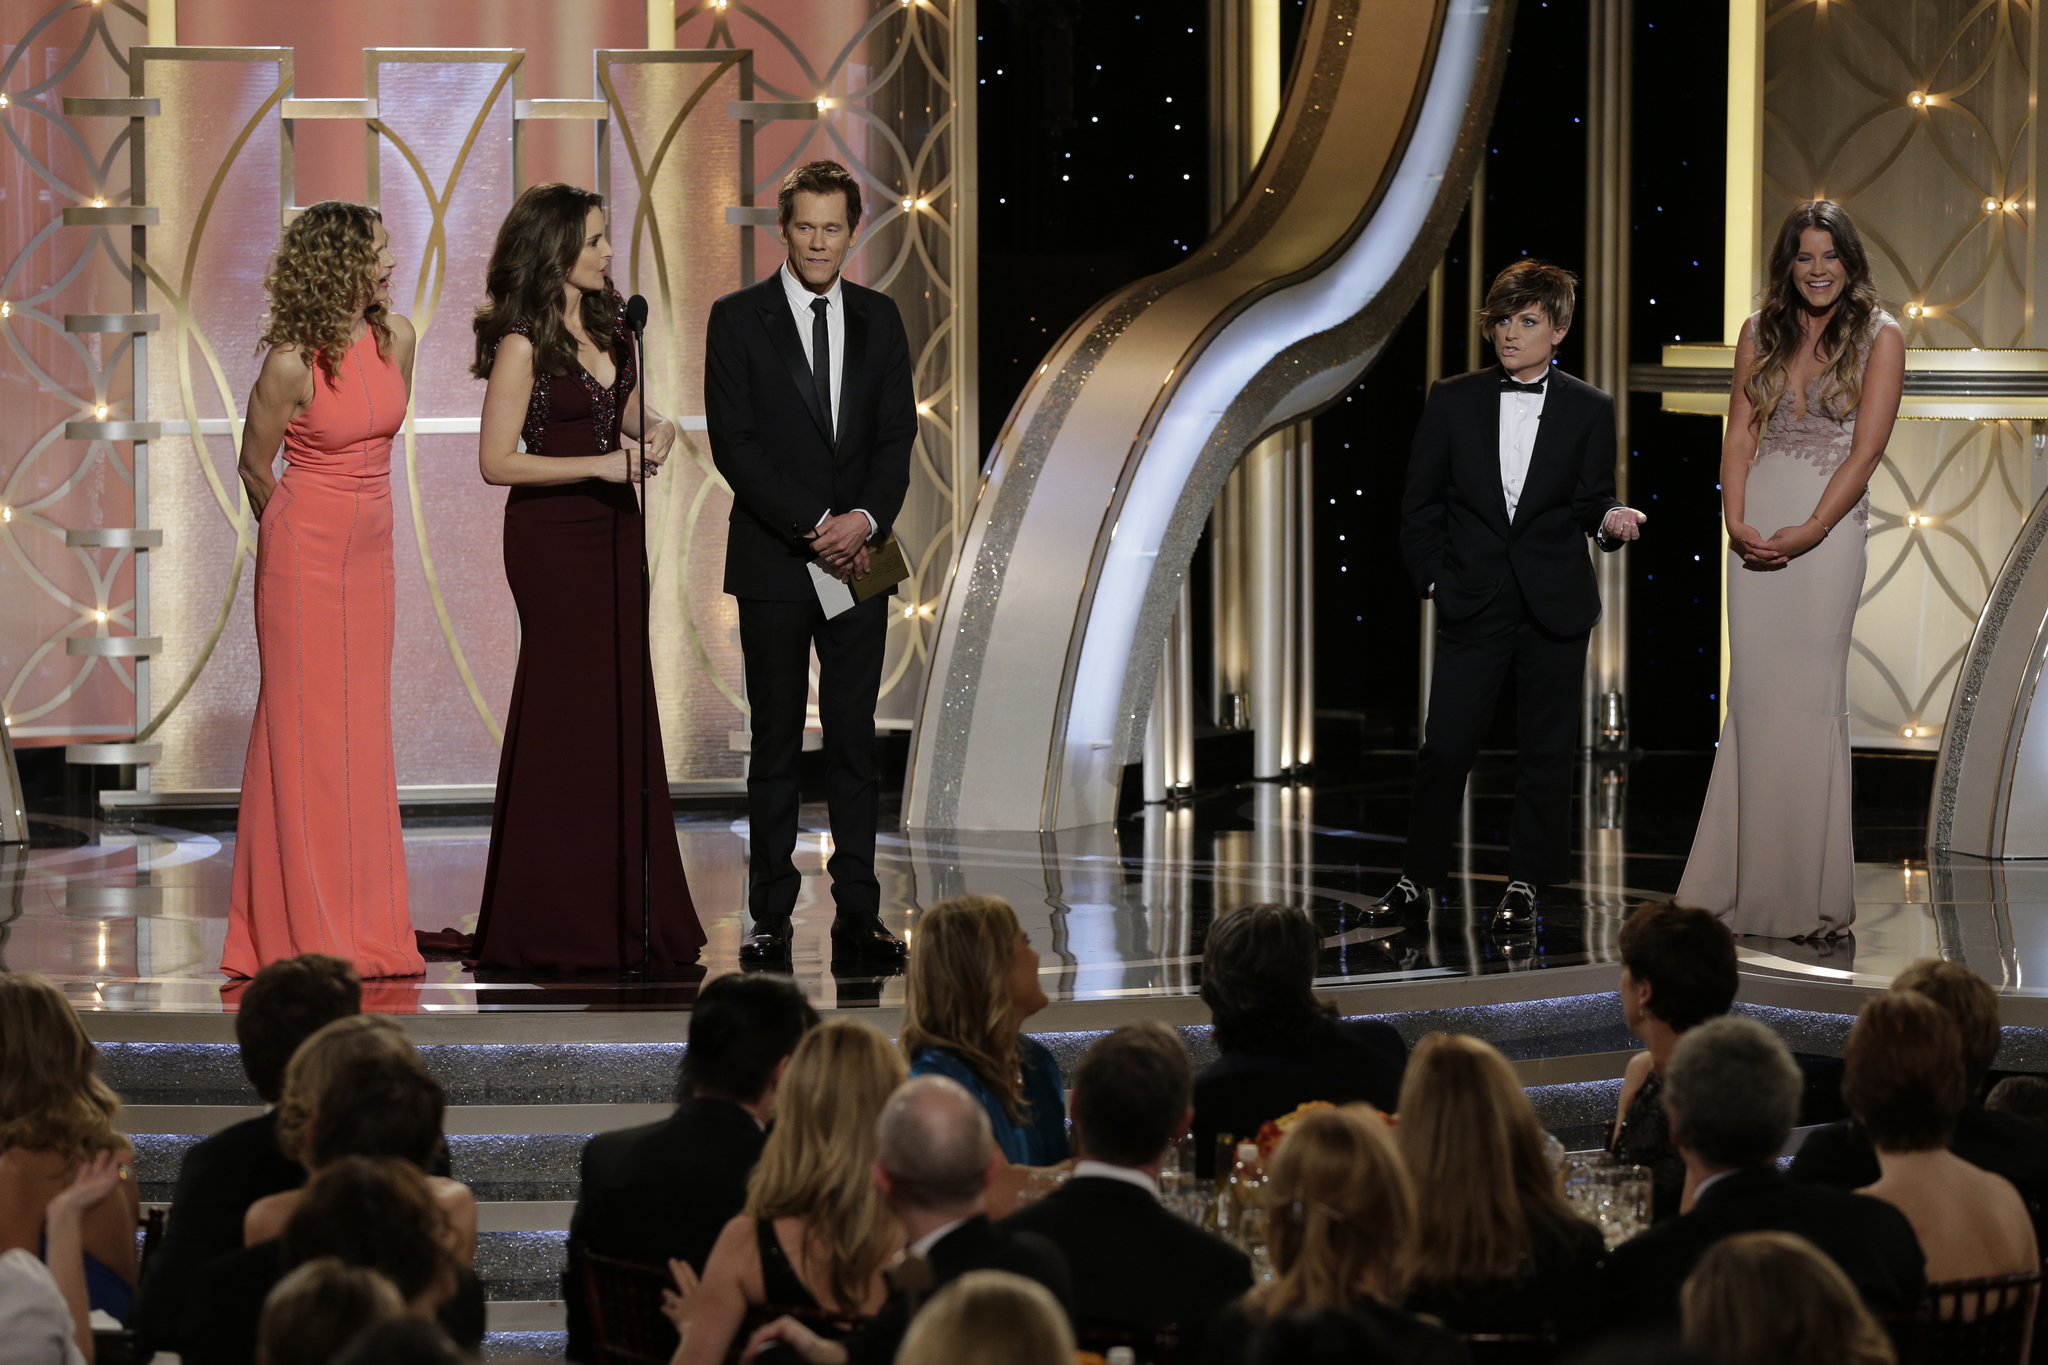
<box><xmin>238</xmin><ymin>954</ymin><xmax>362</xmax><ymax>1104</ymax></box>
<box><xmin>682</xmin><ymin>973</ymin><xmax>819</xmax><ymax>1103</ymax></box>
<box><xmin>1892</xmin><ymin>958</ymin><xmax>2002</xmax><ymax>1095</ymax></box>
<box><xmin>877</xmin><ymin>1075</ymin><xmax>994</xmax><ymax>1211</ymax></box>
<box><xmin>1664</xmin><ymin>1015</ymin><xmax>1802</xmax><ymax>1170</ymax></box>
<box><xmin>1072</xmin><ymin>1022</ymin><xmax>1191</xmax><ymax>1167</ymax></box>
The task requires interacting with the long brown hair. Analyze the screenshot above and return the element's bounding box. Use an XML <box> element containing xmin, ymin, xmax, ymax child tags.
<box><xmin>1396</xmin><ymin>1034</ymin><xmax>1588</xmax><ymax>1291</ymax></box>
<box><xmin>471</xmin><ymin>182</ymin><xmax>622</xmax><ymax>379</ymax></box>
<box><xmin>0</xmin><ymin>973</ymin><xmax>124</xmax><ymax>1163</ymax></box>
<box><xmin>274</xmin><ymin>1014</ymin><xmax>420</xmax><ymax>1168</ymax></box>
<box><xmin>259</xmin><ymin>201</ymin><xmax>392</xmax><ymax>386</ymax></box>
<box><xmin>900</xmin><ymin>895</ymin><xmax>1028</xmax><ymax>1123</ymax></box>
<box><xmin>1682</xmin><ymin>1231</ymin><xmax>1896</xmax><ymax>1365</ymax></box>
<box><xmin>1245</xmin><ymin>1105</ymin><xmax>1413</xmax><ymax>1320</ymax></box>
<box><xmin>1744</xmin><ymin>200</ymin><xmax>1883</xmax><ymax>431</ymax></box>
<box><xmin>745</xmin><ymin>1017</ymin><xmax>906</xmax><ymax>1312</ymax></box>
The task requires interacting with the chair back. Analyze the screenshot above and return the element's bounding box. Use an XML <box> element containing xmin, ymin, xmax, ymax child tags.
<box><xmin>1924</xmin><ymin>1270</ymin><xmax>2042</xmax><ymax>1365</ymax></box>
<box><xmin>575</xmin><ymin>1243</ymin><xmax>678</xmax><ymax>1365</ymax></box>
<box><xmin>1458</xmin><ymin>1331</ymin><xmax>1561</xmax><ymax>1365</ymax></box>
<box><xmin>136</xmin><ymin>1206</ymin><xmax>165</xmax><ymax>1283</ymax></box>
<box><xmin>1075</xmin><ymin>1324</ymin><xmax>1179</xmax><ymax>1365</ymax></box>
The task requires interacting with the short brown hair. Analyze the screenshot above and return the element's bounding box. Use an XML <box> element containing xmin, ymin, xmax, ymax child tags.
<box><xmin>1843</xmin><ymin>991</ymin><xmax>1966</xmax><ymax>1153</ymax></box>
<box><xmin>1072</xmin><ymin>1023</ymin><xmax>1192</xmax><ymax>1166</ymax></box>
<box><xmin>1892</xmin><ymin>959</ymin><xmax>2001</xmax><ymax>1093</ymax></box>
<box><xmin>237</xmin><ymin>954</ymin><xmax>362</xmax><ymax>1103</ymax></box>
<box><xmin>1620</xmin><ymin>902</ymin><xmax>1738</xmax><ymax>1031</ymax></box>
<box><xmin>1480</xmin><ymin>259</ymin><xmax>1578</xmax><ymax>333</ymax></box>
<box><xmin>778</xmin><ymin>160</ymin><xmax>863</xmax><ymax>233</ymax></box>
<box><xmin>1201</xmin><ymin>903</ymin><xmax>1336</xmax><ymax>1052</ymax></box>
<box><xmin>281</xmin><ymin>1156</ymin><xmax>455</xmax><ymax>1306</ymax></box>
<box><xmin>259</xmin><ymin>1258</ymin><xmax>405</xmax><ymax>1365</ymax></box>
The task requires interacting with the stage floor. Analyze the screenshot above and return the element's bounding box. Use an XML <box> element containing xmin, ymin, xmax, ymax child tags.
<box><xmin>6</xmin><ymin>752</ymin><xmax>2041</xmax><ymax>1023</ymax></box>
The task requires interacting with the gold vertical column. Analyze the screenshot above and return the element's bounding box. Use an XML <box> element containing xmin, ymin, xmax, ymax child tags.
<box><xmin>1248</xmin><ymin>430</ymin><xmax>1291</xmax><ymax>777</ymax></box>
<box><xmin>646</xmin><ymin>0</ymin><xmax>674</xmax><ymax>48</ymax></box>
<box><xmin>1583</xmin><ymin>0</ymin><xmax>1631</xmax><ymax>756</ymax></box>
<box><xmin>1721</xmin><ymin>0</ymin><xmax>1764</xmax><ymax>727</ymax></box>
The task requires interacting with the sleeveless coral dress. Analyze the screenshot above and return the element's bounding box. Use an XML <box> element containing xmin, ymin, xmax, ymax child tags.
<box><xmin>223</xmin><ymin>334</ymin><xmax>424</xmax><ymax>979</ymax></box>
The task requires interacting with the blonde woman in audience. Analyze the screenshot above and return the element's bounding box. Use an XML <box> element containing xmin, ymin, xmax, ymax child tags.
<box><xmin>895</xmin><ymin>1270</ymin><xmax>1075</xmax><ymax>1365</ymax></box>
<box><xmin>243</xmin><ymin>1017</ymin><xmax>476</xmax><ymax>1264</ymax></box>
<box><xmin>256</xmin><ymin>1258</ymin><xmax>406</xmax><ymax>1365</ymax></box>
<box><xmin>1844</xmin><ymin>991</ymin><xmax>2036</xmax><ymax>1284</ymax></box>
<box><xmin>669</xmin><ymin>1017</ymin><xmax>907</xmax><ymax>1365</ymax></box>
<box><xmin>1681</xmin><ymin>1231</ymin><xmax>1895</xmax><ymax>1365</ymax></box>
<box><xmin>1396</xmin><ymin>1034</ymin><xmax>1603</xmax><ymax>1341</ymax></box>
<box><xmin>0</xmin><ymin>974</ymin><xmax>142</xmax><ymax>1321</ymax></box>
<box><xmin>1200</xmin><ymin>1106</ymin><xmax>1461</xmax><ymax>1365</ymax></box>
<box><xmin>900</xmin><ymin>894</ymin><xmax>1067</xmax><ymax>1207</ymax></box>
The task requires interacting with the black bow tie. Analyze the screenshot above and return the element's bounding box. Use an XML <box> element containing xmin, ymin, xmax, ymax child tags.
<box><xmin>1500</xmin><ymin>372</ymin><xmax>1547</xmax><ymax>395</ymax></box>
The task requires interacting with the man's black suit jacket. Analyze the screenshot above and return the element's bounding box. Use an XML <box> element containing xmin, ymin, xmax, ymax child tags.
<box><xmin>130</xmin><ymin>1110</ymin><xmax>304</xmax><ymax>1353</ymax></box>
<box><xmin>1192</xmin><ymin>1019</ymin><xmax>1409</xmax><ymax>1177</ymax></box>
<box><xmin>1791</xmin><ymin>1106</ymin><xmax>2048</xmax><ymax>1208</ymax></box>
<box><xmin>1399</xmin><ymin>366</ymin><xmax>1621</xmax><ymax>635</ymax></box>
<box><xmin>1002</xmin><ymin>1174</ymin><xmax>1251</xmax><ymax>1358</ymax></box>
<box><xmin>565</xmin><ymin>1098</ymin><xmax>768</xmax><ymax>1362</ymax></box>
<box><xmin>1600</xmin><ymin>1165</ymin><xmax>1926</xmax><ymax>1332</ymax></box>
<box><xmin>846</xmin><ymin>1214</ymin><xmax>1076</xmax><ymax>1365</ymax></box>
<box><xmin>705</xmin><ymin>271</ymin><xmax>917</xmax><ymax>601</ymax></box>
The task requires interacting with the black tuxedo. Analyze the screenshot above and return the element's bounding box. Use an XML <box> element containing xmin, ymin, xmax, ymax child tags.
<box><xmin>1600</xmin><ymin>1165</ymin><xmax>1926</xmax><ymax>1332</ymax></box>
<box><xmin>1191</xmin><ymin>1019</ymin><xmax>1408</xmax><ymax>1177</ymax></box>
<box><xmin>1396</xmin><ymin>366</ymin><xmax>1621</xmax><ymax>886</ymax></box>
<box><xmin>1791</xmin><ymin>1106</ymin><xmax>2048</xmax><ymax>1208</ymax></box>
<box><xmin>705</xmin><ymin>269</ymin><xmax>916</xmax><ymax>927</ymax></box>
<box><xmin>847</xmin><ymin>1214</ymin><xmax>1076</xmax><ymax>1365</ymax></box>
<box><xmin>129</xmin><ymin>1111</ymin><xmax>304</xmax><ymax>1353</ymax></box>
<box><xmin>564</xmin><ymin>1098</ymin><xmax>768</xmax><ymax>1362</ymax></box>
<box><xmin>1003</xmin><ymin>1174</ymin><xmax>1252</xmax><ymax>1358</ymax></box>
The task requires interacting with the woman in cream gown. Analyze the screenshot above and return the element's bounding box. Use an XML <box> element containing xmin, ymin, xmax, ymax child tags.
<box><xmin>1676</xmin><ymin>200</ymin><xmax>1903</xmax><ymax>939</ymax></box>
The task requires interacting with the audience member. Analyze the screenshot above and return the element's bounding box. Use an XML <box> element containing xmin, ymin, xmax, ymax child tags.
<box><xmin>0</xmin><ymin>1150</ymin><xmax>122</xmax><ymax>1365</ymax></box>
<box><xmin>1191</xmin><ymin>904</ymin><xmax>1407</xmax><ymax>1177</ymax></box>
<box><xmin>675</xmin><ymin>1017</ymin><xmax>906</xmax><ymax>1364</ymax></box>
<box><xmin>1607</xmin><ymin>903</ymin><xmax>1737</xmax><ymax>1222</ymax></box>
<box><xmin>1200</xmin><ymin>1105</ymin><xmax>1463</xmax><ymax>1365</ymax></box>
<box><xmin>1679</xmin><ymin>1231</ymin><xmax>1895</xmax><ymax>1365</ymax></box>
<box><xmin>1396</xmin><ymin>1034</ymin><xmax>1604</xmax><ymax>1341</ymax></box>
<box><xmin>1600</xmin><ymin>1016</ymin><xmax>1924</xmax><ymax>1331</ymax></box>
<box><xmin>1843</xmin><ymin>991</ymin><xmax>2037</xmax><ymax>1283</ymax></box>
<box><xmin>326</xmin><ymin>1319</ymin><xmax>469</xmax><ymax>1365</ymax></box>
<box><xmin>895</xmin><ymin>1270</ymin><xmax>1075</xmax><ymax>1365</ymax></box>
<box><xmin>901</xmin><ymin>895</ymin><xmax>1069</xmax><ymax>1183</ymax></box>
<box><xmin>742</xmin><ymin>1075</ymin><xmax>1076</xmax><ymax>1365</ymax></box>
<box><xmin>1248</xmin><ymin>1307</ymin><xmax>1405</xmax><ymax>1365</ymax></box>
<box><xmin>566</xmin><ymin>972</ymin><xmax>816</xmax><ymax>1362</ymax></box>
<box><xmin>180</xmin><ymin>1157</ymin><xmax>483</xmax><ymax>1365</ymax></box>
<box><xmin>1793</xmin><ymin>958</ymin><xmax>2048</xmax><ymax>1207</ymax></box>
<box><xmin>1986</xmin><ymin>1074</ymin><xmax>2048</xmax><ymax>1128</ymax></box>
<box><xmin>131</xmin><ymin>954</ymin><xmax>361</xmax><ymax>1352</ymax></box>
<box><xmin>244</xmin><ymin>1048</ymin><xmax>476</xmax><ymax>1264</ymax></box>
<box><xmin>0</xmin><ymin>974</ymin><xmax>141</xmax><ymax>1323</ymax></box>
<box><xmin>1005</xmin><ymin>1022</ymin><xmax>1252</xmax><ymax>1358</ymax></box>
<box><xmin>256</xmin><ymin>1258</ymin><xmax>405</xmax><ymax>1365</ymax></box>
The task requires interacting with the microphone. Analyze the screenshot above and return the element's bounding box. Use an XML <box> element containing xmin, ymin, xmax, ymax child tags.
<box><xmin>624</xmin><ymin>293</ymin><xmax>648</xmax><ymax>335</ymax></box>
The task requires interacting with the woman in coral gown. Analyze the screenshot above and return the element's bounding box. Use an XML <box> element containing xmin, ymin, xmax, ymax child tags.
<box><xmin>468</xmin><ymin>183</ymin><xmax>704</xmax><ymax>971</ymax></box>
<box><xmin>224</xmin><ymin>201</ymin><xmax>424</xmax><ymax>978</ymax></box>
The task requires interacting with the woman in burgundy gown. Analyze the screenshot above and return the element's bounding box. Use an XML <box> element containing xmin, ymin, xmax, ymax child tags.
<box><xmin>468</xmin><ymin>183</ymin><xmax>704</xmax><ymax>971</ymax></box>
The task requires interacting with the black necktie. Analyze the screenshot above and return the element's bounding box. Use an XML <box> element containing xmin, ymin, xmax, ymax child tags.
<box><xmin>1500</xmin><ymin>371</ymin><xmax>1546</xmax><ymax>395</ymax></box>
<box><xmin>810</xmin><ymin>297</ymin><xmax>833</xmax><ymax>440</ymax></box>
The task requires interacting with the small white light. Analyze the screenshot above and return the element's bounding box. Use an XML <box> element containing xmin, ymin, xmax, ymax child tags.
<box><xmin>2007</xmin><ymin>200</ymin><xmax>2021</xmax><ymax>212</ymax></box>
<box><xmin>1909</xmin><ymin>91</ymin><xmax>1927</xmax><ymax>107</ymax></box>
<box><xmin>1</xmin><ymin>505</ymin><xmax>10</xmax><ymax>522</ymax></box>
<box><xmin>901</xmin><ymin>197</ymin><xmax>912</xmax><ymax>210</ymax></box>
<box><xmin>1986</xmin><ymin>197</ymin><xmax>2001</xmax><ymax>213</ymax></box>
<box><xmin>94</xmin><ymin>404</ymin><xmax>108</xmax><ymax>420</ymax></box>
<box><xmin>815</xmin><ymin>97</ymin><xmax>830</xmax><ymax>112</ymax></box>
<box><xmin>1902</xmin><ymin>725</ymin><xmax>1917</xmax><ymax>738</ymax></box>
<box><xmin>0</xmin><ymin>94</ymin><xmax>10</xmax><ymax>109</ymax></box>
<box><xmin>902</xmin><ymin>606</ymin><xmax>915</xmax><ymax>618</ymax></box>
<box><xmin>1</xmin><ymin>301</ymin><xmax>10</xmax><ymax>317</ymax></box>
<box><xmin>91</xmin><ymin>197</ymin><xmax>105</xmax><ymax>208</ymax></box>
<box><xmin>94</xmin><ymin>609</ymin><xmax>107</xmax><ymax>623</ymax></box>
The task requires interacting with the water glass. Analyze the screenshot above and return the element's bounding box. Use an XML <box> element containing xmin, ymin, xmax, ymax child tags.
<box><xmin>1598</xmin><ymin>1165</ymin><xmax>1651</xmax><ymax>1248</ymax></box>
<box><xmin>1017</xmin><ymin>1166</ymin><xmax>1068</xmax><ymax>1207</ymax></box>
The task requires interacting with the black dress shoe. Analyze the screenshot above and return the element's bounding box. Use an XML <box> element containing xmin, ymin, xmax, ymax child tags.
<box><xmin>738</xmin><ymin>920</ymin><xmax>793</xmax><ymax>964</ymax></box>
<box><xmin>1365</xmin><ymin>876</ymin><xmax>1441</xmax><ymax>921</ymax></box>
<box><xmin>1492</xmin><ymin>880</ymin><xmax>1540</xmax><ymax>931</ymax></box>
<box><xmin>831</xmin><ymin>912</ymin><xmax>907</xmax><ymax>960</ymax></box>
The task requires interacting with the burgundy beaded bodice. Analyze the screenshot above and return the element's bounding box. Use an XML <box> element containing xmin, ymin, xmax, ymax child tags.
<box><xmin>499</xmin><ymin>305</ymin><xmax>636</xmax><ymax>457</ymax></box>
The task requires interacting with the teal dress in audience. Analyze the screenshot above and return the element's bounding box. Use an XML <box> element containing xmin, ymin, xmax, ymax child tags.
<box><xmin>910</xmin><ymin>1040</ymin><xmax>1070</xmax><ymax>1165</ymax></box>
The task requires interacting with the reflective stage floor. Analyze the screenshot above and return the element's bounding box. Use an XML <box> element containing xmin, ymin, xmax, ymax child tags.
<box><xmin>7</xmin><ymin>751</ymin><xmax>2044</xmax><ymax>1028</ymax></box>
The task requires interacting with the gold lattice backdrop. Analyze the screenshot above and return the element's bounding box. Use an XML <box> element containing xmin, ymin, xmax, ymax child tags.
<box><xmin>1763</xmin><ymin>0</ymin><xmax>2040</xmax><ymax>750</ymax></box>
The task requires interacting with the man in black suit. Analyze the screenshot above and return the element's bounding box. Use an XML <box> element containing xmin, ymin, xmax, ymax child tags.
<box><xmin>1602</xmin><ymin>1016</ymin><xmax>1926</xmax><ymax>1331</ymax></box>
<box><xmin>705</xmin><ymin>159</ymin><xmax>917</xmax><ymax>966</ymax></box>
<box><xmin>745</xmin><ymin>1075</ymin><xmax>1076</xmax><ymax>1365</ymax></box>
<box><xmin>1793</xmin><ymin>958</ymin><xmax>2048</xmax><ymax>1206</ymax></box>
<box><xmin>1380</xmin><ymin>260</ymin><xmax>1646</xmax><ymax>929</ymax></box>
<box><xmin>130</xmin><ymin>953</ymin><xmax>361</xmax><ymax>1355</ymax></box>
<box><xmin>1006</xmin><ymin>1022</ymin><xmax>1251</xmax><ymax>1358</ymax></box>
<box><xmin>565</xmin><ymin>974</ymin><xmax>818</xmax><ymax>1362</ymax></box>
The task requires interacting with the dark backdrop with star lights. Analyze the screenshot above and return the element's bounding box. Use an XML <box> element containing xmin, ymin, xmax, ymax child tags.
<box><xmin>975</xmin><ymin>0</ymin><xmax>1731</xmax><ymax>771</ymax></box>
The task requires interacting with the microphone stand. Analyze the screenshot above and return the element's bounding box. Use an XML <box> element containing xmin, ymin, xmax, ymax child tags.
<box><xmin>631</xmin><ymin>306</ymin><xmax>653</xmax><ymax>978</ymax></box>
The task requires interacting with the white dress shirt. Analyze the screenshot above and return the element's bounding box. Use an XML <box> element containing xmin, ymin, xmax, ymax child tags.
<box><xmin>907</xmin><ymin>1214</ymin><xmax>976</xmax><ymax>1259</ymax></box>
<box><xmin>0</xmin><ymin>1249</ymin><xmax>86</xmax><ymax>1365</ymax></box>
<box><xmin>1498</xmin><ymin>365</ymin><xmax>1549</xmax><ymax>521</ymax></box>
<box><xmin>779</xmin><ymin>261</ymin><xmax>875</xmax><ymax>540</ymax></box>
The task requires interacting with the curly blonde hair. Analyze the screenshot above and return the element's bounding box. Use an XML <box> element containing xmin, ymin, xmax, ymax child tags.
<box><xmin>259</xmin><ymin>200</ymin><xmax>392</xmax><ymax>386</ymax></box>
<box><xmin>0</xmin><ymin>973</ymin><xmax>126</xmax><ymax>1164</ymax></box>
